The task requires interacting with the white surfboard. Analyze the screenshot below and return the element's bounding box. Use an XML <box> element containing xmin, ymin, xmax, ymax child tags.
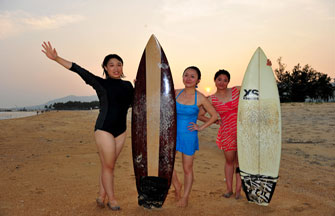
<box><xmin>237</xmin><ymin>47</ymin><xmax>281</xmax><ymax>206</ymax></box>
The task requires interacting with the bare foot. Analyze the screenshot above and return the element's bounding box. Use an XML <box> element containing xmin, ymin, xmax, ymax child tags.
<box><xmin>235</xmin><ymin>192</ymin><xmax>242</xmax><ymax>200</ymax></box>
<box><xmin>223</xmin><ymin>191</ymin><xmax>233</xmax><ymax>198</ymax></box>
<box><xmin>174</xmin><ymin>184</ymin><xmax>182</xmax><ymax>201</ymax></box>
<box><xmin>176</xmin><ymin>197</ymin><xmax>188</xmax><ymax>208</ymax></box>
<box><xmin>96</xmin><ymin>197</ymin><xmax>105</xmax><ymax>208</ymax></box>
<box><xmin>107</xmin><ymin>200</ymin><xmax>120</xmax><ymax>211</ymax></box>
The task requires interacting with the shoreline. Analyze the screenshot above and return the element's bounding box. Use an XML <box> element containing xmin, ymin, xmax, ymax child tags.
<box><xmin>0</xmin><ymin>111</ymin><xmax>38</xmax><ymax>120</ymax></box>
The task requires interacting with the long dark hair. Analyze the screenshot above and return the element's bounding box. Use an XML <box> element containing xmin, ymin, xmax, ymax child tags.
<box><xmin>101</xmin><ymin>54</ymin><xmax>124</xmax><ymax>78</ymax></box>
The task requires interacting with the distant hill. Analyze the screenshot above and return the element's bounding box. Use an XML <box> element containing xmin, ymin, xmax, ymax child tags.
<box><xmin>24</xmin><ymin>95</ymin><xmax>99</xmax><ymax>110</ymax></box>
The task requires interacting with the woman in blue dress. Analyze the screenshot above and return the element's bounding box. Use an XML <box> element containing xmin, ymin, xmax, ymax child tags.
<box><xmin>172</xmin><ymin>66</ymin><xmax>218</xmax><ymax>207</ymax></box>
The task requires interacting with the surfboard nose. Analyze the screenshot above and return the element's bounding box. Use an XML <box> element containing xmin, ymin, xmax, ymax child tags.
<box><xmin>150</xmin><ymin>34</ymin><xmax>157</xmax><ymax>40</ymax></box>
<box><xmin>147</xmin><ymin>34</ymin><xmax>161</xmax><ymax>49</ymax></box>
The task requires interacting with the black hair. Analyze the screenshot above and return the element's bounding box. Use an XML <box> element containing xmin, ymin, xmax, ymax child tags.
<box><xmin>214</xmin><ymin>69</ymin><xmax>230</xmax><ymax>82</ymax></box>
<box><xmin>101</xmin><ymin>54</ymin><xmax>124</xmax><ymax>78</ymax></box>
<box><xmin>183</xmin><ymin>66</ymin><xmax>201</xmax><ymax>80</ymax></box>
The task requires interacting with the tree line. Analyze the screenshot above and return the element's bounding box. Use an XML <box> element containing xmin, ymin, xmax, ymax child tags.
<box><xmin>275</xmin><ymin>58</ymin><xmax>334</xmax><ymax>102</ymax></box>
<box><xmin>51</xmin><ymin>101</ymin><xmax>99</xmax><ymax>110</ymax></box>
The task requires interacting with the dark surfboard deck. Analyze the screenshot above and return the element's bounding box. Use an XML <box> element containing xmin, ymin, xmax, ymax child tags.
<box><xmin>131</xmin><ymin>35</ymin><xmax>176</xmax><ymax>209</ymax></box>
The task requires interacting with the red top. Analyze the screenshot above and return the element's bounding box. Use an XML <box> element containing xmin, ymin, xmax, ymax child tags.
<box><xmin>210</xmin><ymin>86</ymin><xmax>239</xmax><ymax>152</ymax></box>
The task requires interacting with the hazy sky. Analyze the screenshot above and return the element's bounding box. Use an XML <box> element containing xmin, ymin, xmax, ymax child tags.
<box><xmin>1</xmin><ymin>0</ymin><xmax>334</xmax><ymax>108</ymax></box>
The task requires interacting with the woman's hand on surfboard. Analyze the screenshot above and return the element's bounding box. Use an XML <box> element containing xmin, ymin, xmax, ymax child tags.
<box><xmin>42</xmin><ymin>41</ymin><xmax>58</xmax><ymax>61</ymax></box>
<box><xmin>267</xmin><ymin>59</ymin><xmax>272</xmax><ymax>66</ymax></box>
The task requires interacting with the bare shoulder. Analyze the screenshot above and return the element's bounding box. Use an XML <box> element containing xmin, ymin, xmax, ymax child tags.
<box><xmin>175</xmin><ymin>89</ymin><xmax>182</xmax><ymax>95</ymax></box>
<box><xmin>197</xmin><ymin>91</ymin><xmax>210</xmax><ymax>104</ymax></box>
<box><xmin>197</xmin><ymin>90</ymin><xmax>206</xmax><ymax>98</ymax></box>
<box><xmin>234</xmin><ymin>86</ymin><xmax>241</xmax><ymax>91</ymax></box>
<box><xmin>207</xmin><ymin>94</ymin><xmax>214</xmax><ymax>104</ymax></box>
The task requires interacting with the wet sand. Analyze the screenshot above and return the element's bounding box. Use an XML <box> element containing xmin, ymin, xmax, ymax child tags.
<box><xmin>0</xmin><ymin>103</ymin><xmax>334</xmax><ymax>215</ymax></box>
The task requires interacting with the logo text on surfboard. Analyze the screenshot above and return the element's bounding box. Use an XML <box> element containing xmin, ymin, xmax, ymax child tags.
<box><xmin>243</xmin><ymin>89</ymin><xmax>259</xmax><ymax>100</ymax></box>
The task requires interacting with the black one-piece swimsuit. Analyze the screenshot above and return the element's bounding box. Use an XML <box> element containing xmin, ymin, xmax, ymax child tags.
<box><xmin>70</xmin><ymin>63</ymin><xmax>133</xmax><ymax>137</ymax></box>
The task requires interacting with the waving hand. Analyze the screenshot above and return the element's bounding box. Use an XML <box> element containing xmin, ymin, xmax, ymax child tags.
<box><xmin>42</xmin><ymin>41</ymin><xmax>58</xmax><ymax>60</ymax></box>
<box><xmin>41</xmin><ymin>41</ymin><xmax>72</xmax><ymax>69</ymax></box>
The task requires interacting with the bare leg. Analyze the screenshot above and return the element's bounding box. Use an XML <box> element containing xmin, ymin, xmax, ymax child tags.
<box><xmin>98</xmin><ymin>175</ymin><xmax>106</xmax><ymax>200</ymax></box>
<box><xmin>177</xmin><ymin>154</ymin><xmax>194</xmax><ymax>207</ymax></box>
<box><xmin>223</xmin><ymin>150</ymin><xmax>236</xmax><ymax>198</ymax></box>
<box><xmin>95</xmin><ymin>130</ymin><xmax>126</xmax><ymax>209</ymax></box>
<box><xmin>172</xmin><ymin>169</ymin><xmax>182</xmax><ymax>201</ymax></box>
<box><xmin>235</xmin><ymin>152</ymin><xmax>242</xmax><ymax>199</ymax></box>
<box><xmin>96</xmin><ymin>174</ymin><xmax>106</xmax><ymax>207</ymax></box>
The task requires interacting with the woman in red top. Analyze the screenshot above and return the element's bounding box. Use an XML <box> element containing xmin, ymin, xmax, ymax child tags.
<box><xmin>198</xmin><ymin>69</ymin><xmax>242</xmax><ymax>199</ymax></box>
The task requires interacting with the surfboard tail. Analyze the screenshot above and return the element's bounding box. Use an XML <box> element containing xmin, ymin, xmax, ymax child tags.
<box><xmin>240</xmin><ymin>170</ymin><xmax>279</xmax><ymax>206</ymax></box>
<box><xmin>137</xmin><ymin>176</ymin><xmax>169</xmax><ymax>209</ymax></box>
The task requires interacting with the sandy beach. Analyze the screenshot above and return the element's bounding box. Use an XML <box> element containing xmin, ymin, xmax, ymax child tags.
<box><xmin>0</xmin><ymin>103</ymin><xmax>334</xmax><ymax>216</ymax></box>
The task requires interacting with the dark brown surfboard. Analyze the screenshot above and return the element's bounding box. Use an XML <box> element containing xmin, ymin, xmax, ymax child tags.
<box><xmin>131</xmin><ymin>35</ymin><xmax>177</xmax><ymax>209</ymax></box>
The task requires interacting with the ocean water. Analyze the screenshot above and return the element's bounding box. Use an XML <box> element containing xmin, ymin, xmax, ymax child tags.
<box><xmin>0</xmin><ymin>111</ymin><xmax>37</xmax><ymax>120</ymax></box>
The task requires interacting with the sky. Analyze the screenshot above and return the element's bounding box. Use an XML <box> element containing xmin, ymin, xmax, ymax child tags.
<box><xmin>0</xmin><ymin>0</ymin><xmax>334</xmax><ymax>108</ymax></box>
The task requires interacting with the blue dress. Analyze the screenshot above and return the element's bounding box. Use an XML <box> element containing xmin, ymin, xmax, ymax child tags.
<box><xmin>176</xmin><ymin>89</ymin><xmax>200</xmax><ymax>156</ymax></box>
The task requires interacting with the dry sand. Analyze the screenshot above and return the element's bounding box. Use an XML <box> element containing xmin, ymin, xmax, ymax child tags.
<box><xmin>0</xmin><ymin>103</ymin><xmax>334</xmax><ymax>216</ymax></box>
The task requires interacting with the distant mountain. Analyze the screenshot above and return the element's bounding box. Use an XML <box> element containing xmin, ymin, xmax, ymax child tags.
<box><xmin>25</xmin><ymin>95</ymin><xmax>99</xmax><ymax>110</ymax></box>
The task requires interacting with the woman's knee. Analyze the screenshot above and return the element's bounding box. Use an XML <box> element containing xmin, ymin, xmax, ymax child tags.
<box><xmin>102</xmin><ymin>162</ymin><xmax>115</xmax><ymax>171</ymax></box>
<box><xmin>225</xmin><ymin>158</ymin><xmax>235</xmax><ymax>166</ymax></box>
<box><xmin>183</xmin><ymin>165</ymin><xmax>193</xmax><ymax>175</ymax></box>
<box><xmin>224</xmin><ymin>151</ymin><xmax>237</xmax><ymax>165</ymax></box>
<box><xmin>101</xmin><ymin>156</ymin><xmax>116</xmax><ymax>170</ymax></box>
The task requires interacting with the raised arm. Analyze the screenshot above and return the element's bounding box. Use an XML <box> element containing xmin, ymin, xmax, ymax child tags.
<box><xmin>42</xmin><ymin>41</ymin><xmax>104</xmax><ymax>92</ymax></box>
<box><xmin>41</xmin><ymin>41</ymin><xmax>72</xmax><ymax>69</ymax></box>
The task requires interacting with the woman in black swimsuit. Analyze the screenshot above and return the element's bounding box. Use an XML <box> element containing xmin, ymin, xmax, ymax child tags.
<box><xmin>42</xmin><ymin>41</ymin><xmax>133</xmax><ymax>211</ymax></box>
